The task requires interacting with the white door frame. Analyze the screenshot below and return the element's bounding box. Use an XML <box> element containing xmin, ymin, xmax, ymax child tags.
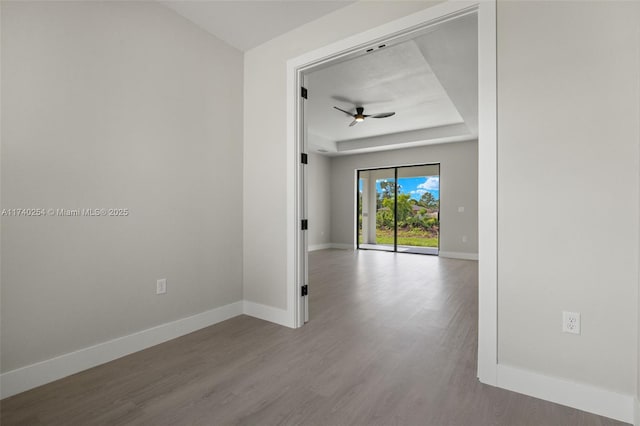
<box><xmin>285</xmin><ymin>0</ymin><xmax>498</xmax><ymax>386</ymax></box>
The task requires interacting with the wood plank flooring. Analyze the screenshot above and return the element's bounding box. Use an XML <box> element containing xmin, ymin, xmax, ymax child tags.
<box><xmin>1</xmin><ymin>249</ymin><xmax>626</xmax><ymax>425</ymax></box>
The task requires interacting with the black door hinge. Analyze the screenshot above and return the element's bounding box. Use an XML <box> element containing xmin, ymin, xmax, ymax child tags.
<box><xmin>301</xmin><ymin>153</ymin><xmax>308</xmax><ymax>164</ymax></box>
<box><xmin>301</xmin><ymin>87</ymin><xmax>308</xmax><ymax>99</ymax></box>
<box><xmin>301</xmin><ymin>285</ymin><xmax>308</xmax><ymax>296</ymax></box>
<box><xmin>301</xmin><ymin>219</ymin><xmax>308</xmax><ymax>230</ymax></box>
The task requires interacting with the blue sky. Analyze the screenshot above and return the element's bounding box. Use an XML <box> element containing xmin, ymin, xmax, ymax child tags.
<box><xmin>359</xmin><ymin>175</ymin><xmax>440</xmax><ymax>200</ymax></box>
<box><xmin>396</xmin><ymin>176</ymin><xmax>440</xmax><ymax>200</ymax></box>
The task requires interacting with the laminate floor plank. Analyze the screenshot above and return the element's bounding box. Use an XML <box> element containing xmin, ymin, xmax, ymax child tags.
<box><xmin>1</xmin><ymin>249</ymin><xmax>626</xmax><ymax>425</ymax></box>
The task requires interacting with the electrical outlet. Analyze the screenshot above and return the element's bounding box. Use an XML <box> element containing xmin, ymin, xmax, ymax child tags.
<box><xmin>462</xmin><ymin>235</ymin><xmax>468</xmax><ymax>243</ymax></box>
<box><xmin>156</xmin><ymin>278</ymin><xmax>167</xmax><ymax>295</ymax></box>
<box><xmin>562</xmin><ymin>311</ymin><xmax>580</xmax><ymax>334</ymax></box>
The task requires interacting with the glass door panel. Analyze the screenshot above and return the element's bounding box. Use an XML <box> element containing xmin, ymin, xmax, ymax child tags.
<box><xmin>357</xmin><ymin>169</ymin><xmax>395</xmax><ymax>252</ymax></box>
<box><xmin>397</xmin><ymin>165</ymin><xmax>440</xmax><ymax>255</ymax></box>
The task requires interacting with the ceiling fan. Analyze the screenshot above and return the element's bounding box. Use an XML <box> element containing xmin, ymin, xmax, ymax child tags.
<box><xmin>333</xmin><ymin>106</ymin><xmax>395</xmax><ymax>127</ymax></box>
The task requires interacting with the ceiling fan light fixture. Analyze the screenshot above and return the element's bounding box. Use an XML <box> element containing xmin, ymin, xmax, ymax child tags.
<box><xmin>333</xmin><ymin>105</ymin><xmax>395</xmax><ymax>127</ymax></box>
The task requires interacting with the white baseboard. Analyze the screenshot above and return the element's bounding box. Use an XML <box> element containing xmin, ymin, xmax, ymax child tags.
<box><xmin>0</xmin><ymin>301</ymin><xmax>243</xmax><ymax>400</ymax></box>
<box><xmin>242</xmin><ymin>300</ymin><xmax>293</xmax><ymax>328</ymax></box>
<box><xmin>0</xmin><ymin>299</ymin><xmax>296</xmax><ymax>400</ymax></box>
<box><xmin>496</xmin><ymin>364</ymin><xmax>634</xmax><ymax>424</ymax></box>
<box><xmin>439</xmin><ymin>251</ymin><xmax>479</xmax><ymax>260</ymax></box>
<box><xmin>635</xmin><ymin>397</ymin><xmax>640</xmax><ymax>426</ymax></box>
<box><xmin>309</xmin><ymin>243</ymin><xmax>332</xmax><ymax>251</ymax></box>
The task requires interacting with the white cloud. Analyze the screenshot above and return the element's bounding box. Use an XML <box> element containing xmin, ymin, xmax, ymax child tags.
<box><xmin>417</xmin><ymin>176</ymin><xmax>439</xmax><ymax>191</ymax></box>
<box><xmin>410</xmin><ymin>189</ymin><xmax>428</xmax><ymax>196</ymax></box>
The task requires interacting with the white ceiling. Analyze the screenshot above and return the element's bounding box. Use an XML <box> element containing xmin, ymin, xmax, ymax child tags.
<box><xmin>306</xmin><ymin>13</ymin><xmax>478</xmax><ymax>155</ymax></box>
<box><xmin>162</xmin><ymin>1</ymin><xmax>355</xmax><ymax>51</ymax></box>
<box><xmin>306</xmin><ymin>39</ymin><xmax>464</xmax><ymax>142</ymax></box>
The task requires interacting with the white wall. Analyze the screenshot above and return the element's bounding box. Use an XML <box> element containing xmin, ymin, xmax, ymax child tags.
<box><xmin>308</xmin><ymin>152</ymin><xmax>331</xmax><ymax>250</ymax></box>
<box><xmin>1</xmin><ymin>1</ymin><xmax>244</xmax><ymax>372</ymax></box>
<box><xmin>497</xmin><ymin>1</ymin><xmax>640</xmax><ymax>395</ymax></box>
<box><xmin>329</xmin><ymin>141</ymin><xmax>478</xmax><ymax>256</ymax></box>
<box><xmin>243</xmin><ymin>1</ymin><xmax>441</xmax><ymax>309</ymax></box>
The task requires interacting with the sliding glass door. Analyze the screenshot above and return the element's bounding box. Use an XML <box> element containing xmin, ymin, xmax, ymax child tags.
<box><xmin>357</xmin><ymin>164</ymin><xmax>440</xmax><ymax>255</ymax></box>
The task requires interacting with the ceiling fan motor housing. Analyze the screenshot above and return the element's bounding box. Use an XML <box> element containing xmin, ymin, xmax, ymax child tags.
<box><xmin>332</xmin><ymin>105</ymin><xmax>395</xmax><ymax>126</ymax></box>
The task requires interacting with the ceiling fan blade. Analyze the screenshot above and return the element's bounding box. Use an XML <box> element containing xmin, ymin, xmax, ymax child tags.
<box><xmin>370</xmin><ymin>112</ymin><xmax>396</xmax><ymax>119</ymax></box>
<box><xmin>349</xmin><ymin>120</ymin><xmax>359</xmax><ymax>127</ymax></box>
<box><xmin>333</xmin><ymin>106</ymin><xmax>355</xmax><ymax>117</ymax></box>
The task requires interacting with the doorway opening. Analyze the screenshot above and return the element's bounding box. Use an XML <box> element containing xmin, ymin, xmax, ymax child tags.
<box><xmin>357</xmin><ymin>164</ymin><xmax>440</xmax><ymax>255</ymax></box>
<box><xmin>294</xmin><ymin>5</ymin><xmax>481</xmax><ymax>326</ymax></box>
<box><xmin>287</xmin><ymin>1</ymin><xmax>497</xmax><ymax>386</ymax></box>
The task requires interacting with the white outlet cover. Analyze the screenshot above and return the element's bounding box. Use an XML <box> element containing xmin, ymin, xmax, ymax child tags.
<box><xmin>562</xmin><ymin>311</ymin><xmax>580</xmax><ymax>334</ymax></box>
<box><xmin>458</xmin><ymin>206</ymin><xmax>465</xmax><ymax>213</ymax></box>
<box><xmin>156</xmin><ymin>278</ymin><xmax>167</xmax><ymax>295</ymax></box>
